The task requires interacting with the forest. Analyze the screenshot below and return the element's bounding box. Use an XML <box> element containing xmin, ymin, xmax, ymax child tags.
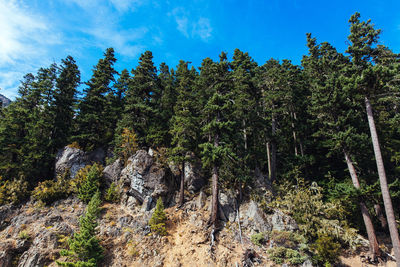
<box><xmin>0</xmin><ymin>12</ymin><xmax>400</xmax><ymax>264</ymax></box>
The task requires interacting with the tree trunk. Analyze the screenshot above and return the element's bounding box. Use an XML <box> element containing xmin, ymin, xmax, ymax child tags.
<box><xmin>344</xmin><ymin>150</ymin><xmax>380</xmax><ymax>259</ymax></box>
<box><xmin>374</xmin><ymin>204</ymin><xmax>388</xmax><ymax>230</ymax></box>
<box><xmin>243</xmin><ymin>119</ymin><xmax>247</xmax><ymax>151</ymax></box>
<box><xmin>365</xmin><ymin>96</ymin><xmax>400</xmax><ymax>261</ymax></box>
<box><xmin>271</xmin><ymin>114</ymin><xmax>277</xmax><ymax>182</ymax></box>
<box><xmin>291</xmin><ymin>112</ymin><xmax>298</xmax><ymax>156</ymax></box>
<box><xmin>211</xmin><ymin>164</ymin><xmax>219</xmax><ymax>226</ymax></box>
<box><xmin>266</xmin><ymin>141</ymin><xmax>272</xmax><ymax>180</ymax></box>
<box><xmin>179</xmin><ymin>161</ymin><xmax>185</xmax><ymax>207</ymax></box>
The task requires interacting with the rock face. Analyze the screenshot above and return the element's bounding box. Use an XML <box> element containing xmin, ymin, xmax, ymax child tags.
<box><xmin>103</xmin><ymin>158</ymin><xmax>123</xmax><ymax>185</ymax></box>
<box><xmin>120</xmin><ymin>150</ymin><xmax>177</xmax><ymax>209</ymax></box>
<box><xmin>184</xmin><ymin>156</ymin><xmax>205</xmax><ymax>193</ymax></box>
<box><xmin>0</xmin><ymin>93</ymin><xmax>11</xmax><ymax>107</ymax></box>
<box><xmin>239</xmin><ymin>200</ymin><xmax>298</xmax><ymax>233</ymax></box>
<box><xmin>0</xmin><ymin>197</ymin><xmax>83</xmax><ymax>267</ymax></box>
<box><xmin>55</xmin><ymin>146</ymin><xmax>106</xmax><ymax>178</ymax></box>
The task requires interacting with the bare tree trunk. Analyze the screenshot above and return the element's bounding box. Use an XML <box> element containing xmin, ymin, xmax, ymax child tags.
<box><xmin>179</xmin><ymin>161</ymin><xmax>185</xmax><ymax>207</ymax></box>
<box><xmin>291</xmin><ymin>112</ymin><xmax>298</xmax><ymax>156</ymax></box>
<box><xmin>344</xmin><ymin>150</ymin><xmax>380</xmax><ymax>259</ymax></box>
<box><xmin>271</xmin><ymin>113</ymin><xmax>277</xmax><ymax>182</ymax></box>
<box><xmin>243</xmin><ymin>119</ymin><xmax>247</xmax><ymax>151</ymax></box>
<box><xmin>266</xmin><ymin>141</ymin><xmax>272</xmax><ymax>180</ymax></box>
<box><xmin>211</xmin><ymin>164</ymin><xmax>219</xmax><ymax>226</ymax></box>
<box><xmin>365</xmin><ymin>97</ymin><xmax>400</xmax><ymax>261</ymax></box>
<box><xmin>374</xmin><ymin>203</ymin><xmax>388</xmax><ymax>230</ymax></box>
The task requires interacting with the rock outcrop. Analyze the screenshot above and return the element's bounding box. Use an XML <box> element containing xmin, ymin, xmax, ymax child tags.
<box><xmin>55</xmin><ymin>146</ymin><xmax>105</xmax><ymax>178</ymax></box>
<box><xmin>120</xmin><ymin>150</ymin><xmax>177</xmax><ymax>210</ymax></box>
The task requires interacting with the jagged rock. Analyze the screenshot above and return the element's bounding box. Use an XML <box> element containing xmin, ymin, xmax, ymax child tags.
<box><xmin>103</xmin><ymin>158</ymin><xmax>123</xmax><ymax>185</ymax></box>
<box><xmin>240</xmin><ymin>200</ymin><xmax>272</xmax><ymax>232</ymax></box>
<box><xmin>220</xmin><ymin>192</ymin><xmax>237</xmax><ymax>222</ymax></box>
<box><xmin>55</xmin><ymin>146</ymin><xmax>106</xmax><ymax>178</ymax></box>
<box><xmin>121</xmin><ymin>150</ymin><xmax>176</xmax><ymax>208</ymax></box>
<box><xmin>55</xmin><ymin>146</ymin><xmax>87</xmax><ymax>178</ymax></box>
<box><xmin>269</xmin><ymin>209</ymin><xmax>298</xmax><ymax>231</ymax></box>
<box><xmin>302</xmin><ymin>259</ymin><xmax>313</xmax><ymax>267</ymax></box>
<box><xmin>184</xmin><ymin>154</ymin><xmax>205</xmax><ymax>193</ymax></box>
<box><xmin>0</xmin><ymin>204</ymin><xmax>17</xmax><ymax>231</ymax></box>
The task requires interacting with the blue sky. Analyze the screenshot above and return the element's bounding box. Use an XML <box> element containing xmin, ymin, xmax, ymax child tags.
<box><xmin>1</xmin><ymin>0</ymin><xmax>400</xmax><ymax>99</ymax></box>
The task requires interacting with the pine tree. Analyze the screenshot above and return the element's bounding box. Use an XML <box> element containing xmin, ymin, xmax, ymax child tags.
<box><xmin>149</xmin><ymin>197</ymin><xmax>167</xmax><ymax>236</ymax></box>
<box><xmin>346</xmin><ymin>12</ymin><xmax>400</xmax><ymax>260</ymax></box>
<box><xmin>74</xmin><ymin>48</ymin><xmax>117</xmax><ymax>150</ymax></box>
<box><xmin>303</xmin><ymin>33</ymin><xmax>380</xmax><ymax>259</ymax></box>
<box><xmin>199</xmin><ymin>53</ymin><xmax>236</xmax><ymax>226</ymax></box>
<box><xmin>58</xmin><ymin>191</ymin><xmax>103</xmax><ymax>266</ymax></box>
<box><xmin>170</xmin><ymin>60</ymin><xmax>198</xmax><ymax>206</ymax></box>
<box><xmin>78</xmin><ymin>164</ymin><xmax>102</xmax><ymax>203</ymax></box>
<box><xmin>119</xmin><ymin>51</ymin><xmax>161</xmax><ymax>148</ymax></box>
<box><xmin>52</xmin><ymin>56</ymin><xmax>80</xmax><ymax>151</ymax></box>
<box><xmin>230</xmin><ymin>49</ymin><xmax>260</xmax><ymax>185</ymax></box>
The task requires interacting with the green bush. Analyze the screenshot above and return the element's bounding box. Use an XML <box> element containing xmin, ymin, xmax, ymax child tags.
<box><xmin>311</xmin><ymin>234</ymin><xmax>341</xmax><ymax>265</ymax></box>
<box><xmin>0</xmin><ymin>177</ymin><xmax>29</xmax><ymax>205</ymax></box>
<box><xmin>57</xmin><ymin>192</ymin><xmax>103</xmax><ymax>267</ymax></box>
<box><xmin>77</xmin><ymin>164</ymin><xmax>103</xmax><ymax>203</ymax></box>
<box><xmin>250</xmin><ymin>232</ymin><xmax>266</xmax><ymax>246</ymax></box>
<box><xmin>32</xmin><ymin>173</ymin><xmax>71</xmax><ymax>205</ymax></box>
<box><xmin>270</xmin><ymin>178</ymin><xmax>359</xmax><ymax>247</ymax></box>
<box><xmin>104</xmin><ymin>182</ymin><xmax>120</xmax><ymax>203</ymax></box>
<box><xmin>270</xmin><ymin>230</ymin><xmax>307</xmax><ymax>249</ymax></box>
<box><xmin>267</xmin><ymin>247</ymin><xmax>307</xmax><ymax>265</ymax></box>
<box><xmin>149</xmin><ymin>197</ymin><xmax>167</xmax><ymax>236</ymax></box>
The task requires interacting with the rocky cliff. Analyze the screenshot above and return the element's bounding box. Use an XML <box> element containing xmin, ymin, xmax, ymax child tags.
<box><xmin>0</xmin><ymin>147</ymin><xmax>395</xmax><ymax>267</ymax></box>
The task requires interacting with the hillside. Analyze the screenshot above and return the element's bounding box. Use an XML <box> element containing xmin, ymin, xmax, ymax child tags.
<box><xmin>0</xmin><ymin>147</ymin><xmax>397</xmax><ymax>266</ymax></box>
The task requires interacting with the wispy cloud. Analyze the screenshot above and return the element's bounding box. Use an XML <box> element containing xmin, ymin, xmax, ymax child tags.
<box><xmin>0</xmin><ymin>0</ymin><xmax>61</xmax><ymax>99</ymax></box>
<box><xmin>169</xmin><ymin>7</ymin><xmax>213</xmax><ymax>41</ymax></box>
<box><xmin>192</xmin><ymin>17</ymin><xmax>212</xmax><ymax>41</ymax></box>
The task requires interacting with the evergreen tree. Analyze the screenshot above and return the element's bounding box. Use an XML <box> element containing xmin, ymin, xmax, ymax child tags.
<box><xmin>58</xmin><ymin>191</ymin><xmax>103</xmax><ymax>266</ymax></box>
<box><xmin>74</xmin><ymin>48</ymin><xmax>117</xmax><ymax>150</ymax></box>
<box><xmin>302</xmin><ymin>33</ymin><xmax>380</xmax><ymax>259</ymax></box>
<box><xmin>170</xmin><ymin>60</ymin><xmax>198</xmax><ymax>206</ymax></box>
<box><xmin>230</xmin><ymin>49</ymin><xmax>260</xmax><ymax>185</ymax></box>
<box><xmin>346</xmin><ymin>12</ymin><xmax>400</xmax><ymax>260</ymax></box>
<box><xmin>78</xmin><ymin>163</ymin><xmax>102</xmax><ymax>203</ymax></box>
<box><xmin>52</xmin><ymin>56</ymin><xmax>80</xmax><ymax>151</ymax></box>
<box><xmin>119</xmin><ymin>51</ymin><xmax>161</xmax><ymax>148</ymax></box>
<box><xmin>199</xmin><ymin>53</ymin><xmax>236</xmax><ymax>226</ymax></box>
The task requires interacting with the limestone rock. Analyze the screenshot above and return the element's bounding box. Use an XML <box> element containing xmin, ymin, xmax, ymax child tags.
<box><xmin>55</xmin><ymin>146</ymin><xmax>106</xmax><ymax>178</ymax></box>
<box><xmin>121</xmin><ymin>150</ymin><xmax>176</xmax><ymax>208</ymax></box>
<box><xmin>103</xmin><ymin>158</ymin><xmax>123</xmax><ymax>185</ymax></box>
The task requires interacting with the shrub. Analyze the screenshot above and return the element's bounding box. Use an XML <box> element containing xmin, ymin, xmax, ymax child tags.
<box><xmin>114</xmin><ymin>128</ymin><xmax>139</xmax><ymax>164</ymax></box>
<box><xmin>104</xmin><ymin>182</ymin><xmax>120</xmax><ymax>203</ymax></box>
<box><xmin>311</xmin><ymin>234</ymin><xmax>341</xmax><ymax>265</ymax></box>
<box><xmin>77</xmin><ymin>164</ymin><xmax>103</xmax><ymax>203</ymax></box>
<box><xmin>32</xmin><ymin>173</ymin><xmax>71</xmax><ymax>205</ymax></box>
<box><xmin>267</xmin><ymin>247</ymin><xmax>308</xmax><ymax>265</ymax></box>
<box><xmin>250</xmin><ymin>232</ymin><xmax>266</xmax><ymax>246</ymax></box>
<box><xmin>18</xmin><ymin>230</ymin><xmax>30</xmax><ymax>240</ymax></box>
<box><xmin>270</xmin><ymin>178</ymin><xmax>359</xmax><ymax>248</ymax></box>
<box><xmin>270</xmin><ymin>230</ymin><xmax>306</xmax><ymax>249</ymax></box>
<box><xmin>57</xmin><ymin>192</ymin><xmax>103</xmax><ymax>267</ymax></box>
<box><xmin>67</xmin><ymin>141</ymin><xmax>82</xmax><ymax>150</ymax></box>
<box><xmin>149</xmin><ymin>197</ymin><xmax>167</xmax><ymax>236</ymax></box>
<box><xmin>0</xmin><ymin>177</ymin><xmax>29</xmax><ymax>205</ymax></box>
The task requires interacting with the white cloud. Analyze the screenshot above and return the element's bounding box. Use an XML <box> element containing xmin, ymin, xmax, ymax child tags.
<box><xmin>192</xmin><ymin>17</ymin><xmax>212</xmax><ymax>41</ymax></box>
<box><xmin>86</xmin><ymin>26</ymin><xmax>147</xmax><ymax>57</ymax></box>
<box><xmin>0</xmin><ymin>0</ymin><xmax>60</xmax><ymax>65</ymax></box>
<box><xmin>0</xmin><ymin>0</ymin><xmax>61</xmax><ymax>99</ymax></box>
<box><xmin>170</xmin><ymin>7</ymin><xmax>213</xmax><ymax>41</ymax></box>
<box><xmin>110</xmin><ymin>0</ymin><xmax>144</xmax><ymax>12</ymax></box>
